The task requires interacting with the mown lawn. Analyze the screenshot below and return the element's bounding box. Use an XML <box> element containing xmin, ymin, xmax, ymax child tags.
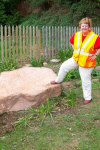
<box><xmin>0</xmin><ymin>78</ymin><xmax>100</xmax><ymax>150</ymax></box>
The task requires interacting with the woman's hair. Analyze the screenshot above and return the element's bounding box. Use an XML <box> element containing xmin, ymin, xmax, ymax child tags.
<box><xmin>79</xmin><ymin>17</ymin><xmax>92</xmax><ymax>28</ymax></box>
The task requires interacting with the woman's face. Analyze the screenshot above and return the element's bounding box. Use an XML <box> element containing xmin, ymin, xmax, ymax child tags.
<box><xmin>80</xmin><ymin>23</ymin><xmax>90</xmax><ymax>34</ymax></box>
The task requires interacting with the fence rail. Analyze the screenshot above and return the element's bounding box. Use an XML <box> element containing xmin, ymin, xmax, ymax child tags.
<box><xmin>0</xmin><ymin>25</ymin><xmax>100</xmax><ymax>63</ymax></box>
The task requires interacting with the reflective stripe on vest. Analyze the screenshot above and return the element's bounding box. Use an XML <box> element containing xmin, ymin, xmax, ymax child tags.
<box><xmin>73</xmin><ymin>31</ymin><xmax>98</xmax><ymax>68</ymax></box>
<box><xmin>73</xmin><ymin>50</ymin><xmax>93</xmax><ymax>56</ymax></box>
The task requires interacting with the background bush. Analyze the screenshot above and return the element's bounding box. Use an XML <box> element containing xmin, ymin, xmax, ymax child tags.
<box><xmin>1</xmin><ymin>0</ymin><xmax>100</xmax><ymax>26</ymax></box>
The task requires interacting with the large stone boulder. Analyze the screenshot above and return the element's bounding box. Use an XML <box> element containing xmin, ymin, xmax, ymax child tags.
<box><xmin>0</xmin><ymin>67</ymin><xmax>61</xmax><ymax>113</ymax></box>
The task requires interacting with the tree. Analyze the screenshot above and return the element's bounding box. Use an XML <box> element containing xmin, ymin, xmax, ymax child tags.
<box><xmin>66</xmin><ymin>0</ymin><xmax>100</xmax><ymax>26</ymax></box>
<box><xmin>0</xmin><ymin>0</ymin><xmax>20</xmax><ymax>25</ymax></box>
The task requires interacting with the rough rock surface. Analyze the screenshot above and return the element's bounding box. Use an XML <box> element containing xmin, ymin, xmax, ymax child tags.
<box><xmin>0</xmin><ymin>67</ymin><xmax>61</xmax><ymax>113</ymax></box>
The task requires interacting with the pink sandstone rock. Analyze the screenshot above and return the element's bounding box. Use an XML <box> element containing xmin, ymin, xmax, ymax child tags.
<box><xmin>0</xmin><ymin>67</ymin><xmax>61</xmax><ymax>113</ymax></box>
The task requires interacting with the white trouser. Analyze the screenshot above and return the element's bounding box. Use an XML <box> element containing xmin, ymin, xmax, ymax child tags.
<box><xmin>55</xmin><ymin>57</ymin><xmax>94</xmax><ymax>100</ymax></box>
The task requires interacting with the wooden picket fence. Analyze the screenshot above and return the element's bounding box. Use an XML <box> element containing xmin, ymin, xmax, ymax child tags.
<box><xmin>0</xmin><ymin>25</ymin><xmax>100</xmax><ymax>63</ymax></box>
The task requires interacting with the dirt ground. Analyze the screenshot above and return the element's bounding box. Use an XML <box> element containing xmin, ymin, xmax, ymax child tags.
<box><xmin>0</xmin><ymin>111</ymin><xmax>23</xmax><ymax>136</ymax></box>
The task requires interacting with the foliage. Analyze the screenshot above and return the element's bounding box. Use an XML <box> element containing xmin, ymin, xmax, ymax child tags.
<box><xmin>66</xmin><ymin>0</ymin><xmax>100</xmax><ymax>26</ymax></box>
<box><xmin>64</xmin><ymin>69</ymin><xmax>80</xmax><ymax>81</ymax></box>
<box><xmin>26</xmin><ymin>0</ymin><xmax>46</xmax><ymax>8</ymax></box>
<box><xmin>59</xmin><ymin>90</ymin><xmax>77</xmax><ymax>108</ymax></box>
<box><xmin>58</xmin><ymin>48</ymin><xmax>73</xmax><ymax>62</ymax></box>
<box><xmin>21</xmin><ymin>6</ymin><xmax>68</xmax><ymax>26</ymax></box>
<box><xmin>66</xmin><ymin>90</ymin><xmax>77</xmax><ymax>107</ymax></box>
<box><xmin>97</xmin><ymin>56</ymin><xmax>100</xmax><ymax>66</ymax></box>
<box><xmin>1</xmin><ymin>0</ymin><xmax>100</xmax><ymax>26</ymax></box>
<box><xmin>0</xmin><ymin>2</ymin><xmax>7</xmax><ymax>25</ymax></box>
<box><xmin>92</xmin><ymin>56</ymin><xmax>100</xmax><ymax>79</ymax></box>
<box><xmin>54</xmin><ymin>0</ymin><xmax>76</xmax><ymax>6</ymax></box>
<box><xmin>14</xmin><ymin>100</ymin><xmax>54</xmax><ymax>127</ymax></box>
<box><xmin>14</xmin><ymin>89</ymin><xmax>77</xmax><ymax>128</ymax></box>
<box><xmin>0</xmin><ymin>0</ymin><xmax>21</xmax><ymax>25</ymax></box>
<box><xmin>31</xmin><ymin>57</ymin><xmax>44</xmax><ymax>67</ymax></box>
<box><xmin>92</xmin><ymin>69</ymin><xmax>100</xmax><ymax>80</ymax></box>
<box><xmin>21</xmin><ymin>0</ymin><xmax>100</xmax><ymax>26</ymax></box>
<box><xmin>0</xmin><ymin>60</ymin><xmax>19</xmax><ymax>72</ymax></box>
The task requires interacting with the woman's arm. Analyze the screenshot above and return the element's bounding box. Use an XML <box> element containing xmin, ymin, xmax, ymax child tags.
<box><xmin>95</xmin><ymin>49</ymin><xmax>100</xmax><ymax>56</ymax></box>
<box><xmin>90</xmin><ymin>49</ymin><xmax>100</xmax><ymax>60</ymax></box>
<box><xmin>90</xmin><ymin>36</ymin><xmax>100</xmax><ymax>60</ymax></box>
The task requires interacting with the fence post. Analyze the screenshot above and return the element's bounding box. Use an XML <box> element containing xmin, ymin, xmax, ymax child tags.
<box><xmin>8</xmin><ymin>25</ymin><xmax>11</xmax><ymax>59</ymax></box>
<box><xmin>1</xmin><ymin>25</ymin><xmax>4</xmax><ymax>63</ymax></box>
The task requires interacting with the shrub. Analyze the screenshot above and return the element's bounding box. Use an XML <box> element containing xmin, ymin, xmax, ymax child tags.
<box><xmin>0</xmin><ymin>59</ymin><xmax>18</xmax><ymax>72</ymax></box>
<box><xmin>58</xmin><ymin>47</ymin><xmax>73</xmax><ymax>62</ymax></box>
<box><xmin>31</xmin><ymin>57</ymin><xmax>44</xmax><ymax>67</ymax></box>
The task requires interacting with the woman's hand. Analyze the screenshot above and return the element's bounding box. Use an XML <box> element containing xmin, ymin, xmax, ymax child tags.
<box><xmin>89</xmin><ymin>55</ymin><xmax>97</xmax><ymax>61</ymax></box>
<box><xmin>89</xmin><ymin>49</ymin><xmax>100</xmax><ymax>60</ymax></box>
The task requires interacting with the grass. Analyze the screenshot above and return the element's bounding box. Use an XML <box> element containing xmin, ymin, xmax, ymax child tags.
<box><xmin>0</xmin><ymin>79</ymin><xmax>100</xmax><ymax>150</ymax></box>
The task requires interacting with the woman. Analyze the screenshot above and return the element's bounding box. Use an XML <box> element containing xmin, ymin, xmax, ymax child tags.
<box><xmin>51</xmin><ymin>17</ymin><xmax>100</xmax><ymax>104</ymax></box>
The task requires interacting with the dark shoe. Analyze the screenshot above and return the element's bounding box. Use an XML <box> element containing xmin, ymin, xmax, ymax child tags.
<box><xmin>84</xmin><ymin>100</ymin><xmax>92</xmax><ymax>105</ymax></box>
<box><xmin>50</xmin><ymin>80</ymin><xmax>58</xmax><ymax>85</ymax></box>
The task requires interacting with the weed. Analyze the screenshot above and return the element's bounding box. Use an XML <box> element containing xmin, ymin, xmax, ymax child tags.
<box><xmin>14</xmin><ymin>90</ymin><xmax>77</xmax><ymax>128</ymax></box>
<box><xmin>64</xmin><ymin>69</ymin><xmax>80</xmax><ymax>81</ymax></box>
<box><xmin>14</xmin><ymin>100</ymin><xmax>54</xmax><ymax>127</ymax></box>
<box><xmin>14</xmin><ymin>115</ymin><xmax>32</xmax><ymax>128</ymax></box>
<box><xmin>31</xmin><ymin>57</ymin><xmax>44</xmax><ymax>67</ymax></box>
<box><xmin>38</xmin><ymin>100</ymin><xmax>54</xmax><ymax>118</ymax></box>
<box><xmin>92</xmin><ymin>69</ymin><xmax>100</xmax><ymax>79</ymax></box>
<box><xmin>0</xmin><ymin>60</ymin><xmax>18</xmax><ymax>72</ymax></box>
<box><xmin>97</xmin><ymin>55</ymin><xmax>100</xmax><ymax>66</ymax></box>
<box><xmin>58</xmin><ymin>48</ymin><xmax>73</xmax><ymax>62</ymax></box>
<box><xmin>53</xmin><ymin>90</ymin><xmax>77</xmax><ymax>108</ymax></box>
<box><xmin>66</xmin><ymin>90</ymin><xmax>77</xmax><ymax>107</ymax></box>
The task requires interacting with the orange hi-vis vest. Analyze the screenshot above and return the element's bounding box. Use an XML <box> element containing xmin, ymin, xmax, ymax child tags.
<box><xmin>73</xmin><ymin>31</ymin><xmax>98</xmax><ymax>68</ymax></box>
